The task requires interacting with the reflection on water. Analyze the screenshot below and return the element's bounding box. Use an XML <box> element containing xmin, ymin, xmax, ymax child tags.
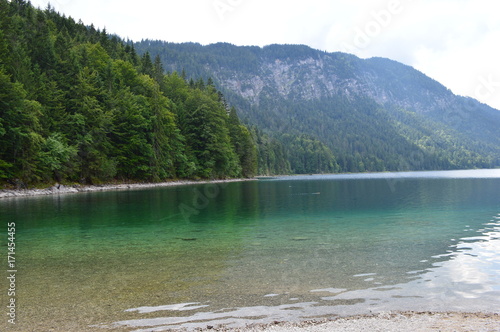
<box><xmin>1</xmin><ymin>170</ymin><xmax>500</xmax><ymax>331</ymax></box>
<box><xmin>108</xmin><ymin>214</ymin><xmax>500</xmax><ymax>331</ymax></box>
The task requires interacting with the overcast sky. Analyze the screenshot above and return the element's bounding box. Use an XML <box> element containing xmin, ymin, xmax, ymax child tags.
<box><xmin>30</xmin><ymin>0</ymin><xmax>500</xmax><ymax>110</ymax></box>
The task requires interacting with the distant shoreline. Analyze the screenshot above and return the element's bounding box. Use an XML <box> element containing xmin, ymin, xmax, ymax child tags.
<box><xmin>0</xmin><ymin>178</ymin><xmax>256</xmax><ymax>199</ymax></box>
<box><xmin>3</xmin><ymin>168</ymin><xmax>500</xmax><ymax>199</ymax></box>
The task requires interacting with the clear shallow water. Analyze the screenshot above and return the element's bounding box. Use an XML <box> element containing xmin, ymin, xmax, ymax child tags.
<box><xmin>1</xmin><ymin>169</ymin><xmax>500</xmax><ymax>331</ymax></box>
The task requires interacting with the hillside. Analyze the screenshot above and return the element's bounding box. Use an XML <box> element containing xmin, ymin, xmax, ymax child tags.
<box><xmin>136</xmin><ymin>41</ymin><xmax>500</xmax><ymax>173</ymax></box>
<box><xmin>0</xmin><ymin>1</ymin><xmax>258</xmax><ymax>187</ymax></box>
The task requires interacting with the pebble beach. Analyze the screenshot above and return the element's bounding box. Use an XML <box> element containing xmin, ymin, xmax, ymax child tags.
<box><xmin>0</xmin><ymin>179</ymin><xmax>254</xmax><ymax>199</ymax></box>
<box><xmin>197</xmin><ymin>312</ymin><xmax>500</xmax><ymax>332</ymax></box>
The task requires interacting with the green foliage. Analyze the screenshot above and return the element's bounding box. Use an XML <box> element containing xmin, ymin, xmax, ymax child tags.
<box><xmin>0</xmin><ymin>68</ymin><xmax>44</xmax><ymax>182</ymax></box>
<box><xmin>0</xmin><ymin>2</ymin><xmax>256</xmax><ymax>186</ymax></box>
<box><xmin>251</xmin><ymin>127</ymin><xmax>291</xmax><ymax>175</ymax></box>
<box><xmin>227</xmin><ymin>107</ymin><xmax>257</xmax><ymax>177</ymax></box>
<box><xmin>282</xmin><ymin>134</ymin><xmax>339</xmax><ymax>174</ymax></box>
<box><xmin>182</xmin><ymin>88</ymin><xmax>241</xmax><ymax>178</ymax></box>
<box><xmin>38</xmin><ymin>132</ymin><xmax>77</xmax><ymax>181</ymax></box>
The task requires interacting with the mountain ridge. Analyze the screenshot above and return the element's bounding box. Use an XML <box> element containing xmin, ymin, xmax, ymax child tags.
<box><xmin>135</xmin><ymin>40</ymin><xmax>500</xmax><ymax>173</ymax></box>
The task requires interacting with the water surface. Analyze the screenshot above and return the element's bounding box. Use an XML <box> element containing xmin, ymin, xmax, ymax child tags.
<box><xmin>1</xmin><ymin>169</ymin><xmax>500</xmax><ymax>330</ymax></box>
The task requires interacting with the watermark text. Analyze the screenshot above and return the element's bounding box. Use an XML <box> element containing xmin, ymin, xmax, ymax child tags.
<box><xmin>179</xmin><ymin>181</ymin><xmax>232</xmax><ymax>221</ymax></box>
<box><xmin>213</xmin><ymin>0</ymin><xmax>245</xmax><ymax>21</ymax></box>
<box><xmin>475</xmin><ymin>74</ymin><xmax>500</xmax><ymax>100</ymax></box>
<box><xmin>6</xmin><ymin>222</ymin><xmax>16</xmax><ymax>325</ymax></box>
<box><xmin>340</xmin><ymin>0</ymin><xmax>414</xmax><ymax>53</ymax></box>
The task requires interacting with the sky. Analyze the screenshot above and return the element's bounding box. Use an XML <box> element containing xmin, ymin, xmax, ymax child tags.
<box><xmin>29</xmin><ymin>0</ymin><xmax>500</xmax><ymax>110</ymax></box>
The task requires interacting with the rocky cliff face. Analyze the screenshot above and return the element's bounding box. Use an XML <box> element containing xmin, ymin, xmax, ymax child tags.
<box><xmin>222</xmin><ymin>56</ymin><xmax>341</xmax><ymax>103</ymax></box>
<box><xmin>211</xmin><ymin>50</ymin><xmax>457</xmax><ymax>115</ymax></box>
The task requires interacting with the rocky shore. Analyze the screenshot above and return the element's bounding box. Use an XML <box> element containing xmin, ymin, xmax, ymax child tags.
<box><xmin>0</xmin><ymin>178</ymin><xmax>254</xmax><ymax>199</ymax></box>
<box><xmin>197</xmin><ymin>312</ymin><xmax>500</xmax><ymax>332</ymax></box>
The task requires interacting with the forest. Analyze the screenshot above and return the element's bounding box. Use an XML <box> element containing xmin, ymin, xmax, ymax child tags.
<box><xmin>0</xmin><ymin>0</ymin><xmax>276</xmax><ymax>187</ymax></box>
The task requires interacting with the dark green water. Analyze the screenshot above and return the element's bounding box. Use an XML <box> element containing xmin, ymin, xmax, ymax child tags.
<box><xmin>2</xmin><ymin>170</ymin><xmax>500</xmax><ymax>330</ymax></box>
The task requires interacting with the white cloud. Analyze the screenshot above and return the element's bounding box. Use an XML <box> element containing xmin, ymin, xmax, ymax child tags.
<box><xmin>28</xmin><ymin>0</ymin><xmax>500</xmax><ymax>109</ymax></box>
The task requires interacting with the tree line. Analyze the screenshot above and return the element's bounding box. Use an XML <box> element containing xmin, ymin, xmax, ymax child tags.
<box><xmin>0</xmin><ymin>0</ymin><xmax>260</xmax><ymax>187</ymax></box>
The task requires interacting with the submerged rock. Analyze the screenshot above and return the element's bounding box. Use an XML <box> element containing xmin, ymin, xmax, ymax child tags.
<box><xmin>291</xmin><ymin>237</ymin><xmax>310</xmax><ymax>241</ymax></box>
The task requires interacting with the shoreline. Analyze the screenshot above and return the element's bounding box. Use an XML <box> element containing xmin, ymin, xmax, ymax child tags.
<box><xmin>0</xmin><ymin>178</ymin><xmax>256</xmax><ymax>199</ymax></box>
<box><xmin>199</xmin><ymin>311</ymin><xmax>500</xmax><ymax>331</ymax></box>
<box><xmin>3</xmin><ymin>168</ymin><xmax>500</xmax><ymax>199</ymax></box>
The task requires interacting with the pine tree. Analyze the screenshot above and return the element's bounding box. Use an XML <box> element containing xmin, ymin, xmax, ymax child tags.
<box><xmin>228</xmin><ymin>107</ymin><xmax>257</xmax><ymax>177</ymax></box>
<box><xmin>140</xmin><ymin>51</ymin><xmax>153</xmax><ymax>76</ymax></box>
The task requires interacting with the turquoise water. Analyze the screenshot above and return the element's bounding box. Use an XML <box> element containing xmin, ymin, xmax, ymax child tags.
<box><xmin>1</xmin><ymin>169</ymin><xmax>500</xmax><ymax>330</ymax></box>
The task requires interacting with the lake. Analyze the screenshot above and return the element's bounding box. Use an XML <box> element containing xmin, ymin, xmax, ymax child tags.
<box><xmin>2</xmin><ymin>169</ymin><xmax>500</xmax><ymax>330</ymax></box>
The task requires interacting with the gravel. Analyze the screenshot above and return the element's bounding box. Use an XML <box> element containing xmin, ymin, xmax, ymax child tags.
<box><xmin>197</xmin><ymin>312</ymin><xmax>500</xmax><ymax>332</ymax></box>
<box><xmin>0</xmin><ymin>179</ymin><xmax>253</xmax><ymax>198</ymax></box>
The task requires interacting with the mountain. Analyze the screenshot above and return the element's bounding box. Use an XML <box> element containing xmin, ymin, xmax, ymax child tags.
<box><xmin>135</xmin><ymin>41</ymin><xmax>500</xmax><ymax>173</ymax></box>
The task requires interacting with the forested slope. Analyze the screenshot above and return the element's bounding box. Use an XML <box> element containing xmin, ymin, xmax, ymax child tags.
<box><xmin>136</xmin><ymin>41</ymin><xmax>500</xmax><ymax>173</ymax></box>
<box><xmin>0</xmin><ymin>0</ymin><xmax>260</xmax><ymax>187</ymax></box>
